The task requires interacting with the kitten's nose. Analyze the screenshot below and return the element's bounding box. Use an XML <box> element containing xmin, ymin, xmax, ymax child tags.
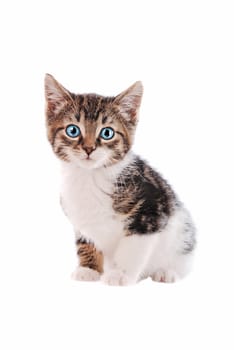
<box><xmin>83</xmin><ymin>145</ymin><xmax>95</xmax><ymax>155</ymax></box>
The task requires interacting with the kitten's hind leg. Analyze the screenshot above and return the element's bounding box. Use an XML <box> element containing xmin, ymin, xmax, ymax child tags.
<box><xmin>151</xmin><ymin>269</ymin><xmax>179</xmax><ymax>283</ymax></box>
<box><xmin>72</xmin><ymin>238</ymin><xmax>103</xmax><ymax>282</ymax></box>
<box><xmin>101</xmin><ymin>234</ymin><xmax>154</xmax><ymax>286</ymax></box>
<box><xmin>150</xmin><ymin>251</ymin><xmax>194</xmax><ymax>283</ymax></box>
<box><xmin>150</xmin><ymin>209</ymin><xmax>196</xmax><ymax>283</ymax></box>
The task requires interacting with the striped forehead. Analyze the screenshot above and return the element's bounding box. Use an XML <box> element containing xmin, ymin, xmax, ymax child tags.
<box><xmin>75</xmin><ymin>94</ymin><xmax>114</xmax><ymax>122</ymax></box>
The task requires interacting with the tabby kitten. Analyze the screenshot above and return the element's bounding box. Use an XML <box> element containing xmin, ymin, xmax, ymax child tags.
<box><xmin>45</xmin><ymin>74</ymin><xmax>196</xmax><ymax>285</ymax></box>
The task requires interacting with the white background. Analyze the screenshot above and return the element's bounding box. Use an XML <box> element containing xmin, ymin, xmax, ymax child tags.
<box><xmin>0</xmin><ymin>1</ymin><xmax>233</xmax><ymax>349</ymax></box>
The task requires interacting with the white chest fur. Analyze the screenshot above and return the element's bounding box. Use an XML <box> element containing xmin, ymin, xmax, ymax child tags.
<box><xmin>60</xmin><ymin>157</ymin><xmax>133</xmax><ymax>254</ymax></box>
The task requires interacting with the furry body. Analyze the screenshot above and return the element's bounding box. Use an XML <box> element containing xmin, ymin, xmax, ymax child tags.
<box><xmin>45</xmin><ymin>74</ymin><xmax>196</xmax><ymax>285</ymax></box>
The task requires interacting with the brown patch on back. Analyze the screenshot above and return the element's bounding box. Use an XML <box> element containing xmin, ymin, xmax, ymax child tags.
<box><xmin>113</xmin><ymin>156</ymin><xmax>178</xmax><ymax>235</ymax></box>
<box><xmin>76</xmin><ymin>240</ymin><xmax>103</xmax><ymax>273</ymax></box>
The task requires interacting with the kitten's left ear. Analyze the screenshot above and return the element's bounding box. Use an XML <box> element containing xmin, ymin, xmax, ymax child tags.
<box><xmin>114</xmin><ymin>81</ymin><xmax>143</xmax><ymax>123</ymax></box>
<box><xmin>44</xmin><ymin>74</ymin><xmax>74</xmax><ymax>116</ymax></box>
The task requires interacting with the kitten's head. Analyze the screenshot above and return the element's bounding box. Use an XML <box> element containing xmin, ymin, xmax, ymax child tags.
<box><xmin>45</xmin><ymin>74</ymin><xmax>143</xmax><ymax>169</ymax></box>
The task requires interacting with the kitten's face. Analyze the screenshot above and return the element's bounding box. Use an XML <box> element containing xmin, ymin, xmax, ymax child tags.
<box><xmin>45</xmin><ymin>75</ymin><xmax>143</xmax><ymax>169</ymax></box>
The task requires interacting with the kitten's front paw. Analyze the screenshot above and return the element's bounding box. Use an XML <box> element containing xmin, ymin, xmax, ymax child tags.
<box><xmin>101</xmin><ymin>269</ymin><xmax>132</xmax><ymax>286</ymax></box>
<box><xmin>71</xmin><ymin>266</ymin><xmax>100</xmax><ymax>282</ymax></box>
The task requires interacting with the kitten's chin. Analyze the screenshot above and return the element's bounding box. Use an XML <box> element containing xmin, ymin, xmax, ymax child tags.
<box><xmin>78</xmin><ymin>159</ymin><xmax>103</xmax><ymax>169</ymax></box>
<box><xmin>71</xmin><ymin>157</ymin><xmax>108</xmax><ymax>170</ymax></box>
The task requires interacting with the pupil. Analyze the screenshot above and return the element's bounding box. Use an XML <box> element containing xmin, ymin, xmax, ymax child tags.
<box><xmin>105</xmin><ymin>129</ymin><xmax>110</xmax><ymax>137</ymax></box>
<box><xmin>71</xmin><ymin>127</ymin><xmax>76</xmax><ymax>134</ymax></box>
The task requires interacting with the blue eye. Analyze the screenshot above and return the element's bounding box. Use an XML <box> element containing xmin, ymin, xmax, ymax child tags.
<box><xmin>66</xmin><ymin>125</ymin><xmax>81</xmax><ymax>138</ymax></box>
<box><xmin>100</xmin><ymin>127</ymin><xmax>115</xmax><ymax>140</ymax></box>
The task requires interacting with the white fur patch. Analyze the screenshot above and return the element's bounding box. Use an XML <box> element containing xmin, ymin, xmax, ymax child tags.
<box><xmin>61</xmin><ymin>153</ymin><xmax>194</xmax><ymax>285</ymax></box>
<box><xmin>61</xmin><ymin>152</ymin><xmax>134</xmax><ymax>253</ymax></box>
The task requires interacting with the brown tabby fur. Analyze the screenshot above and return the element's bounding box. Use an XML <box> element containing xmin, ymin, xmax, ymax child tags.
<box><xmin>76</xmin><ymin>239</ymin><xmax>103</xmax><ymax>273</ymax></box>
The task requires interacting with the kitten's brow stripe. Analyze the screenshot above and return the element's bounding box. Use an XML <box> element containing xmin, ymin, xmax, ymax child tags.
<box><xmin>75</xmin><ymin>113</ymin><xmax>80</xmax><ymax>122</ymax></box>
<box><xmin>102</xmin><ymin>116</ymin><xmax>107</xmax><ymax>124</ymax></box>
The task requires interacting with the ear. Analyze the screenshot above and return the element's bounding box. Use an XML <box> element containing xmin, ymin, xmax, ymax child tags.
<box><xmin>44</xmin><ymin>74</ymin><xmax>74</xmax><ymax>115</ymax></box>
<box><xmin>114</xmin><ymin>81</ymin><xmax>143</xmax><ymax>123</ymax></box>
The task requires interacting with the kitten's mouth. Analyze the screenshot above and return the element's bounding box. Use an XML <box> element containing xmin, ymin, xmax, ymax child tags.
<box><xmin>82</xmin><ymin>156</ymin><xmax>96</xmax><ymax>165</ymax></box>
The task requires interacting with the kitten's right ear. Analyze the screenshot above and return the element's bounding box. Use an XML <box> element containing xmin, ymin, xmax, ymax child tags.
<box><xmin>44</xmin><ymin>74</ymin><xmax>74</xmax><ymax>115</ymax></box>
<box><xmin>114</xmin><ymin>81</ymin><xmax>143</xmax><ymax>124</ymax></box>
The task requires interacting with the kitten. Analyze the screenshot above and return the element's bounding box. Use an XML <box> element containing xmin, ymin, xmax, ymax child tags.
<box><xmin>44</xmin><ymin>74</ymin><xmax>196</xmax><ymax>285</ymax></box>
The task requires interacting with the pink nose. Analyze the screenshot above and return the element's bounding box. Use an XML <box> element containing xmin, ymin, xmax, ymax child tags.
<box><xmin>83</xmin><ymin>145</ymin><xmax>95</xmax><ymax>155</ymax></box>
